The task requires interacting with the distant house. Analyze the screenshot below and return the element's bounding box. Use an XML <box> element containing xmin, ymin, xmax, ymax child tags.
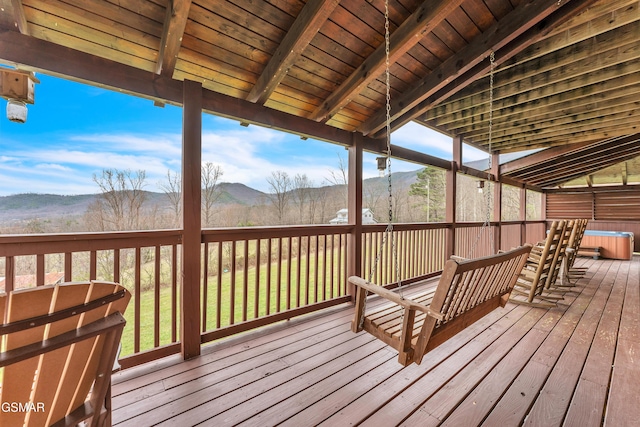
<box><xmin>329</xmin><ymin>208</ymin><xmax>377</xmax><ymax>225</ymax></box>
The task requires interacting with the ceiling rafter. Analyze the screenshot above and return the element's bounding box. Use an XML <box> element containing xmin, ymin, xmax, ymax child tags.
<box><xmin>499</xmin><ymin>140</ymin><xmax>598</xmax><ymax>175</ymax></box>
<box><xmin>510</xmin><ymin>140</ymin><xmax>638</xmax><ymax>184</ymax></box>
<box><xmin>359</xmin><ymin>0</ymin><xmax>568</xmax><ymax>136</ymax></box>
<box><xmin>424</xmin><ymin>20</ymin><xmax>640</xmax><ymax>132</ymax></box>
<box><xmin>508</xmin><ymin>135</ymin><xmax>640</xmax><ymax>179</ymax></box>
<box><xmin>8</xmin><ymin>0</ymin><xmax>29</xmax><ymax>35</ymax></box>
<box><xmin>503</xmin><ymin>134</ymin><xmax>640</xmax><ymax>187</ymax></box>
<box><xmin>308</xmin><ymin>0</ymin><xmax>464</xmax><ymax>123</ymax></box>
<box><xmin>156</xmin><ymin>0</ymin><xmax>192</xmax><ymax>77</ymax></box>
<box><xmin>366</xmin><ymin>0</ymin><xmax>602</xmax><ymax>138</ymax></box>
<box><xmin>246</xmin><ymin>0</ymin><xmax>340</xmax><ymax>104</ymax></box>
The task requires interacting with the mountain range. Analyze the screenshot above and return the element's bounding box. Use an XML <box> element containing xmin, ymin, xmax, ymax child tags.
<box><xmin>0</xmin><ymin>170</ymin><xmax>421</xmax><ymax>226</ymax></box>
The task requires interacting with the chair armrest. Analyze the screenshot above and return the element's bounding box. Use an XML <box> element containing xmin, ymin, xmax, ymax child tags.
<box><xmin>349</xmin><ymin>276</ymin><xmax>444</xmax><ymax>321</ymax></box>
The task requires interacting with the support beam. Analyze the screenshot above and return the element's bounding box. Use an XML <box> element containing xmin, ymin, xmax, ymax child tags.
<box><xmin>446</xmin><ymin>136</ymin><xmax>462</xmax><ymax>258</ymax></box>
<box><xmin>181</xmin><ymin>79</ymin><xmax>202</xmax><ymax>360</ymax></box>
<box><xmin>520</xmin><ymin>187</ymin><xmax>527</xmax><ymax>245</ymax></box>
<box><xmin>247</xmin><ymin>0</ymin><xmax>339</xmax><ymax>104</ymax></box>
<box><xmin>347</xmin><ymin>133</ymin><xmax>363</xmax><ymax>298</ymax></box>
<box><xmin>310</xmin><ymin>0</ymin><xmax>463</xmax><ymax>122</ymax></box>
<box><xmin>492</xmin><ymin>153</ymin><xmax>501</xmax><ymax>253</ymax></box>
<box><xmin>0</xmin><ymin>31</ymin><xmax>382</xmax><ymax>149</ymax></box>
<box><xmin>156</xmin><ymin>0</ymin><xmax>192</xmax><ymax>77</ymax></box>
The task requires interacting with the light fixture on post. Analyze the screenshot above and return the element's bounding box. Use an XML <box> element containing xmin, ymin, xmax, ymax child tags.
<box><xmin>1</xmin><ymin>68</ymin><xmax>39</xmax><ymax>124</ymax></box>
<box><xmin>376</xmin><ymin>156</ymin><xmax>387</xmax><ymax>177</ymax></box>
<box><xmin>477</xmin><ymin>180</ymin><xmax>485</xmax><ymax>193</ymax></box>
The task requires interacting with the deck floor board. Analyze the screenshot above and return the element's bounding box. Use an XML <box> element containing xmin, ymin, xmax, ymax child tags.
<box><xmin>112</xmin><ymin>257</ymin><xmax>639</xmax><ymax>426</ymax></box>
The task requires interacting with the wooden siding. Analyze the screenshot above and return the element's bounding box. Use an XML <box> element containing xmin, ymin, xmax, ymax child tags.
<box><xmin>111</xmin><ymin>256</ymin><xmax>640</xmax><ymax>426</ymax></box>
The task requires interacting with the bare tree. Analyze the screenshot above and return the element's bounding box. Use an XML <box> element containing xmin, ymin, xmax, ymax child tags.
<box><xmin>266</xmin><ymin>170</ymin><xmax>292</xmax><ymax>225</ymax></box>
<box><xmin>91</xmin><ymin>169</ymin><xmax>147</xmax><ymax>230</ymax></box>
<box><xmin>202</xmin><ymin>162</ymin><xmax>224</xmax><ymax>227</ymax></box>
<box><xmin>158</xmin><ymin>170</ymin><xmax>181</xmax><ymax>227</ymax></box>
<box><xmin>291</xmin><ymin>173</ymin><xmax>313</xmax><ymax>224</ymax></box>
<box><xmin>326</xmin><ymin>151</ymin><xmax>348</xmax><ymax>209</ymax></box>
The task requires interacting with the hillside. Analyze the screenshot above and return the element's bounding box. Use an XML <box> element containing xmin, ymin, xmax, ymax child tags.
<box><xmin>0</xmin><ymin>170</ymin><xmax>421</xmax><ymax>230</ymax></box>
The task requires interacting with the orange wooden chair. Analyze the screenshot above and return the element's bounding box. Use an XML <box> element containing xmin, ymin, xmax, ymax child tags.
<box><xmin>0</xmin><ymin>281</ymin><xmax>130</xmax><ymax>426</ymax></box>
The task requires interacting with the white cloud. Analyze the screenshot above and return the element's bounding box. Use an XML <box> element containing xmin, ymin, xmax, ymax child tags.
<box><xmin>33</xmin><ymin>163</ymin><xmax>73</xmax><ymax>172</ymax></box>
<box><xmin>392</xmin><ymin>122</ymin><xmax>489</xmax><ymax>162</ymax></box>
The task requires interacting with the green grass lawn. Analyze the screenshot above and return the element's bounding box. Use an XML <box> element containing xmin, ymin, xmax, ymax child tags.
<box><xmin>120</xmin><ymin>250</ymin><xmax>347</xmax><ymax>356</ymax></box>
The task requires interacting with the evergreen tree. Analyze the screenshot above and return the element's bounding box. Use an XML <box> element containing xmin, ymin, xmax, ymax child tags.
<box><xmin>409</xmin><ymin>167</ymin><xmax>446</xmax><ymax>222</ymax></box>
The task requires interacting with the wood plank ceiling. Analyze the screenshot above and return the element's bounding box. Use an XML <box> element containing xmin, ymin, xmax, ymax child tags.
<box><xmin>0</xmin><ymin>0</ymin><xmax>639</xmax><ymax>189</ymax></box>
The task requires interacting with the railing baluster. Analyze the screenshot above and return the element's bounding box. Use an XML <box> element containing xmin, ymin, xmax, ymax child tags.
<box><xmin>243</xmin><ymin>239</ymin><xmax>248</xmax><ymax>322</ymax></box>
<box><xmin>296</xmin><ymin>236</ymin><xmax>303</xmax><ymax>307</ymax></box>
<box><xmin>64</xmin><ymin>252</ymin><xmax>72</xmax><ymax>282</ymax></box>
<box><xmin>202</xmin><ymin>242</ymin><xmax>209</xmax><ymax>332</ymax></box>
<box><xmin>286</xmin><ymin>236</ymin><xmax>292</xmax><ymax>310</ymax></box>
<box><xmin>329</xmin><ymin>234</ymin><xmax>335</xmax><ymax>299</ymax></box>
<box><xmin>134</xmin><ymin>247</ymin><xmax>141</xmax><ymax>354</ymax></box>
<box><xmin>114</xmin><ymin>249</ymin><xmax>121</xmax><ymax>284</ymax></box>
<box><xmin>230</xmin><ymin>241</ymin><xmax>236</xmax><ymax>325</ymax></box>
<box><xmin>322</xmin><ymin>234</ymin><xmax>327</xmax><ymax>301</ymax></box>
<box><xmin>90</xmin><ymin>250</ymin><xmax>97</xmax><ymax>280</ymax></box>
<box><xmin>305</xmin><ymin>236</ymin><xmax>311</xmax><ymax>304</ymax></box>
<box><xmin>276</xmin><ymin>238</ymin><xmax>282</xmax><ymax>313</ymax></box>
<box><xmin>266</xmin><ymin>238</ymin><xmax>272</xmax><ymax>315</ymax></box>
<box><xmin>172</xmin><ymin>244</ymin><xmax>177</xmax><ymax>342</ymax></box>
<box><xmin>216</xmin><ymin>242</ymin><xmax>222</xmax><ymax>329</ymax></box>
<box><xmin>36</xmin><ymin>254</ymin><xmax>44</xmax><ymax>286</ymax></box>
<box><xmin>5</xmin><ymin>256</ymin><xmax>15</xmax><ymax>293</ymax></box>
<box><xmin>155</xmin><ymin>245</ymin><xmax>161</xmax><ymax>347</ymax></box>
<box><xmin>255</xmin><ymin>239</ymin><xmax>260</xmax><ymax>319</ymax></box>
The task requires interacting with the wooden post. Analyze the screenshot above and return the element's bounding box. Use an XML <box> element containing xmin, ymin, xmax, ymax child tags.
<box><xmin>347</xmin><ymin>133</ymin><xmax>363</xmax><ymax>299</ymax></box>
<box><xmin>520</xmin><ymin>186</ymin><xmax>527</xmax><ymax>245</ymax></box>
<box><xmin>492</xmin><ymin>152</ymin><xmax>501</xmax><ymax>252</ymax></box>
<box><xmin>446</xmin><ymin>136</ymin><xmax>462</xmax><ymax>258</ymax></box>
<box><xmin>181</xmin><ymin>80</ymin><xmax>202</xmax><ymax>360</ymax></box>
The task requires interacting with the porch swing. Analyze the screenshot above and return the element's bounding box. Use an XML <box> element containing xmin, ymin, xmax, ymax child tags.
<box><xmin>349</xmin><ymin>4</ymin><xmax>532</xmax><ymax>366</ymax></box>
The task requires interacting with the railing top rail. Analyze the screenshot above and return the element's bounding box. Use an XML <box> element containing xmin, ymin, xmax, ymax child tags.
<box><xmin>201</xmin><ymin>224</ymin><xmax>353</xmax><ymax>242</ymax></box>
<box><xmin>0</xmin><ymin>229</ymin><xmax>182</xmax><ymax>257</ymax></box>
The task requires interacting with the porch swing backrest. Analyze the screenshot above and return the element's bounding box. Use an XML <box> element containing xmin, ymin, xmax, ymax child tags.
<box><xmin>350</xmin><ymin>243</ymin><xmax>531</xmax><ymax>366</ymax></box>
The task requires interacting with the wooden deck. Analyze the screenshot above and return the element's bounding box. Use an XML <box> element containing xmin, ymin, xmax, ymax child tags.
<box><xmin>111</xmin><ymin>256</ymin><xmax>640</xmax><ymax>426</ymax></box>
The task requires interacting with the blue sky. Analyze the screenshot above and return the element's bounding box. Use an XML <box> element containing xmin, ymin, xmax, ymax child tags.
<box><xmin>0</xmin><ymin>72</ymin><xmax>488</xmax><ymax>196</ymax></box>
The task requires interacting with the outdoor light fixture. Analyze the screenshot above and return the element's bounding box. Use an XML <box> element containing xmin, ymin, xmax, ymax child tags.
<box><xmin>477</xmin><ymin>180</ymin><xmax>485</xmax><ymax>193</ymax></box>
<box><xmin>0</xmin><ymin>68</ymin><xmax>39</xmax><ymax>124</ymax></box>
<box><xmin>377</xmin><ymin>156</ymin><xmax>387</xmax><ymax>177</ymax></box>
<box><xmin>6</xmin><ymin>99</ymin><xmax>27</xmax><ymax>123</ymax></box>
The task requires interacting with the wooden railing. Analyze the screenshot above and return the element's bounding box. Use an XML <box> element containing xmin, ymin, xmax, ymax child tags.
<box><xmin>199</xmin><ymin>225</ymin><xmax>352</xmax><ymax>344</ymax></box>
<box><xmin>0</xmin><ymin>231</ymin><xmax>183</xmax><ymax>366</ymax></box>
<box><xmin>361</xmin><ymin>223</ymin><xmax>448</xmax><ymax>285</ymax></box>
<box><xmin>0</xmin><ymin>220</ymin><xmax>543</xmax><ymax>367</ymax></box>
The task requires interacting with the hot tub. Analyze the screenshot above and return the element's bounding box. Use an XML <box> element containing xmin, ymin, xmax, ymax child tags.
<box><xmin>581</xmin><ymin>230</ymin><xmax>634</xmax><ymax>260</ymax></box>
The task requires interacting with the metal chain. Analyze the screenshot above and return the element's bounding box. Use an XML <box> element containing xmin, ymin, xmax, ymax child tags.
<box><xmin>360</xmin><ymin>0</ymin><xmax>399</xmax><ymax>329</ymax></box>
<box><xmin>468</xmin><ymin>51</ymin><xmax>495</xmax><ymax>258</ymax></box>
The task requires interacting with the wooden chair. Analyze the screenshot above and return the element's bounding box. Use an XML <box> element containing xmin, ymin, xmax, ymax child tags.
<box><xmin>510</xmin><ymin>220</ymin><xmax>567</xmax><ymax>307</ymax></box>
<box><xmin>0</xmin><ymin>281</ymin><xmax>130</xmax><ymax>427</ymax></box>
<box><xmin>545</xmin><ymin>219</ymin><xmax>575</xmax><ymax>289</ymax></box>
<box><xmin>563</xmin><ymin>218</ymin><xmax>589</xmax><ymax>284</ymax></box>
<box><xmin>351</xmin><ymin>244</ymin><xmax>531</xmax><ymax>366</ymax></box>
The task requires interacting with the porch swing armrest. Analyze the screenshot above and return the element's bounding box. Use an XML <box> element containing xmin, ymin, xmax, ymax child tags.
<box><xmin>348</xmin><ymin>276</ymin><xmax>445</xmax><ymax>321</ymax></box>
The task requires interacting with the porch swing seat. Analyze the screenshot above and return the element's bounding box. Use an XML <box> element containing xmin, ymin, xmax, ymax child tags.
<box><xmin>350</xmin><ymin>244</ymin><xmax>531</xmax><ymax>366</ymax></box>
